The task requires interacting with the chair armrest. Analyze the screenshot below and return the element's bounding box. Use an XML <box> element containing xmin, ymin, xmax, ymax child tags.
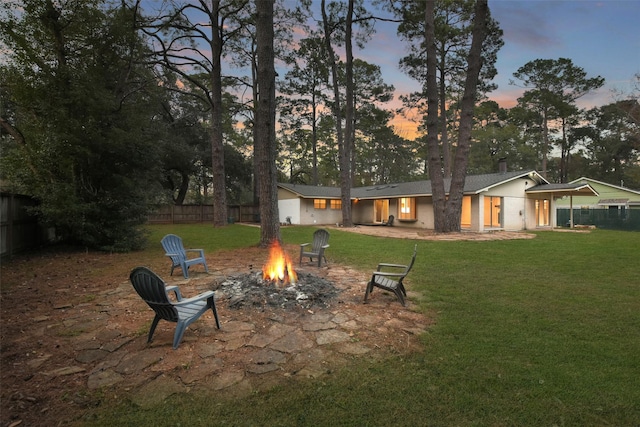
<box><xmin>172</xmin><ymin>290</ymin><xmax>215</xmax><ymax>306</ymax></box>
<box><xmin>185</xmin><ymin>249</ymin><xmax>205</xmax><ymax>256</ymax></box>
<box><xmin>165</xmin><ymin>285</ymin><xmax>183</xmax><ymax>300</ymax></box>
<box><xmin>300</xmin><ymin>243</ymin><xmax>311</xmax><ymax>248</ymax></box>
<box><xmin>321</xmin><ymin>244</ymin><xmax>330</xmax><ymax>249</ymax></box>
<box><xmin>376</xmin><ymin>263</ymin><xmax>407</xmax><ymax>271</ymax></box>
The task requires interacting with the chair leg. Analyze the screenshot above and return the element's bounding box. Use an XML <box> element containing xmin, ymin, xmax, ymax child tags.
<box><xmin>363</xmin><ymin>280</ymin><xmax>374</xmax><ymax>303</ymax></box>
<box><xmin>181</xmin><ymin>262</ymin><xmax>189</xmax><ymax>279</ymax></box>
<box><xmin>173</xmin><ymin>321</ymin><xmax>188</xmax><ymax>349</ymax></box>
<box><xmin>148</xmin><ymin>315</ymin><xmax>161</xmax><ymax>343</ymax></box>
<box><xmin>394</xmin><ymin>289</ymin><xmax>406</xmax><ymax>306</ymax></box>
<box><xmin>209</xmin><ymin>296</ymin><xmax>221</xmax><ymax>329</ymax></box>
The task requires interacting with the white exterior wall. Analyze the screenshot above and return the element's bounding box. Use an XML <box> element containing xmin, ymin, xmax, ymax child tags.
<box><xmin>352</xmin><ymin>200</ymin><xmax>374</xmax><ymax>223</ymax></box>
<box><xmin>278</xmin><ymin>199</ymin><xmax>301</xmax><ymax>224</ymax></box>
<box><xmin>402</xmin><ymin>197</ymin><xmax>433</xmax><ymax>229</ymax></box>
<box><xmin>298</xmin><ymin>199</ymin><xmax>343</xmax><ymax>225</ymax></box>
<box><xmin>471</xmin><ymin>195</ymin><xmax>483</xmax><ymax>232</ymax></box>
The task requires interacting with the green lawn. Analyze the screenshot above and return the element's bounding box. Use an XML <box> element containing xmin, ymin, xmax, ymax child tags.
<box><xmin>84</xmin><ymin>225</ymin><xmax>640</xmax><ymax>426</ymax></box>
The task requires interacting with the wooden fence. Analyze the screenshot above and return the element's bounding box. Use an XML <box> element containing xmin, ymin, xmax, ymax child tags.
<box><xmin>147</xmin><ymin>204</ymin><xmax>260</xmax><ymax>224</ymax></box>
<box><xmin>1</xmin><ymin>193</ymin><xmax>49</xmax><ymax>258</ymax></box>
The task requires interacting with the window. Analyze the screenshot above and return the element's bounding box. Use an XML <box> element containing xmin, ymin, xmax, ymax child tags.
<box><xmin>314</xmin><ymin>199</ymin><xmax>326</xmax><ymax>209</ymax></box>
<box><xmin>329</xmin><ymin>199</ymin><xmax>342</xmax><ymax>210</ymax></box>
<box><xmin>398</xmin><ymin>197</ymin><xmax>416</xmax><ymax>220</ymax></box>
<box><xmin>461</xmin><ymin>196</ymin><xmax>472</xmax><ymax>228</ymax></box>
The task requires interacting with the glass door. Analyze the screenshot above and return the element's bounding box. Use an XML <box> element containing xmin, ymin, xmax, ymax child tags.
<box><xmin>374</xmin><ymin>199</ymin><xmax>389</xmax><ymax>223</ymax></box>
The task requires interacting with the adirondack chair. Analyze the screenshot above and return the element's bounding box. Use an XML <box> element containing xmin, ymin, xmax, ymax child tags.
<box><xmin>161</xmin><ymin>234</ymin><xmax>209</xmax><ymax>278</ymax></box>
<box><xmin>299</xmin><ymin>229</ymin><xmax>330</xmax><ymax>267</ymax></box>
<box><xmin>364</xmin><ymin>244</ymin><xmax>417</xmax><ymax>306</ymax></box>
<box><xmin>383</xmin><ymin>215</ymin><xmax>395</xmax><ymax>226</ymax></box>
<box><xmin>129</xmin><ymin>266</ymin><xmax>220</xmax><ymax>349</ymax></box>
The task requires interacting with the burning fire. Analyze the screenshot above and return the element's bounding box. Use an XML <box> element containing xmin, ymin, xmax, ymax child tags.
<box><xmin>262</xmin><ymin>241</ymin><xmax>297</xmax><ymax>285</ymax></box>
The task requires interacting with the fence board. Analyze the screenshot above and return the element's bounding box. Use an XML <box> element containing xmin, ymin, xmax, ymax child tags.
<box><xmin>147</xmin><ymin>204</ymin><xmax>260</xmax><ymax>224</ymax></box>
<box><xmin>1</xmin><ymin>193</ymin><xmax>45</xmax><ymax>257</ymax></box>
<box><xmin>557</xmin><ymin>208</ymin><xmax>640</xmax><ymax>231</ymax></box>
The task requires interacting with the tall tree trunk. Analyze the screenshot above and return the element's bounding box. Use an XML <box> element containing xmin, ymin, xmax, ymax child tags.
<box><xmin>210</xmin><ymin>0</ymin><xmax>228</xmax><ymax>227</ymax></box>
<box><xmin>427</xmin><ymin>0</ymin><xmax>489</xmax><ymax>233</ymax></box>
<box><xmin>342</xmin><ymin>0</ymin><xmax>354</xmax><ymax>226</ymax></box>
<box><xmin>312</xmin><ymin>92</ymin><xmax>319</xmax><ymax>185</ymax></box>
<box><xmin>255</xmin><ymin>0</ymin><xmax>280</xmax><ymax>247</ymax></box>
<box><xmin>425</xmin><ymin>1</ymin><xmax>446</xmax><ymax>232</ymax></box>
<box><xmin>541</xmin><ymin>106</ymin><xmax>549</xmax><ymax>178</ymax></box>
<box><xmin>439</xmin><ymin>47</ymin><xmax>451</xmax><ymax>177</ymax></box>
<box><xmin>444</xmin><ymin>0</ymin><xmax>489</xmax><ymax>231</ymax></box>
<box><xmin>321</xmin><ymin>0</ymin><xmax>350</xmax><ymax>226</ymax></box>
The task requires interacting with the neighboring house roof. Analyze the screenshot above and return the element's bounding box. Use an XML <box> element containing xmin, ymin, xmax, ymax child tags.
<box><xmin>279</xmin><ymin>170</ymin><xmax>550</xmax><ymax>200</ymax></box>
<box><xmin>525</xmin><ymin>182</ymin><xmax>599</xmax><ymax>196</ymax></box>
<box><xmin>569</xmin><ymin>177</ymin><xmax>640</xmax><ymax>197</ymax></box>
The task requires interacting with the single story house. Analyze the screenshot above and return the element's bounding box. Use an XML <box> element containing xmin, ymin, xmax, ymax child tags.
<box><xmin>278</xmin><ymin>169</ymin><xmax>598</xmax><ymax>232</ymax></box>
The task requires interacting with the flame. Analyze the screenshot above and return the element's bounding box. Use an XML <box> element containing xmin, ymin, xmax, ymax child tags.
<box><xmin>262</xmin><ymin>241</ymin><xmax>297</xmax><ymax>285</ymax></box>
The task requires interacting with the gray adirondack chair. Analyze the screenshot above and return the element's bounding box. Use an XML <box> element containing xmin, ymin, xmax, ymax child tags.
<box><xmin>299</xmin><ymin>229</ymin><xmax>330</xmax><ymax>267</ymax></box>
<box><xmin>364</xmin><ymin>244</ymin><xmax>417</xmax><ymax>306</ymax></box>
<box><xmin>129</xmin><ymin>266</ymin><xmax>220</xmax><ymax>349</ymax></box>
<box><xmin>161</xmin><ymin>234</ymin><xmax>209</xmax><ymax>278</ymax></box>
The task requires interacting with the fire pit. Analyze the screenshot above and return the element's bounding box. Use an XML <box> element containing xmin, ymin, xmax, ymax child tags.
<box><xmin>218</xmin><ymin>241</ymin><xmax>340</xmax><ymax>310</ymax></box>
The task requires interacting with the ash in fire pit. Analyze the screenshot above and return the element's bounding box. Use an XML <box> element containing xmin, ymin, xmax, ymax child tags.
<box><xmin>219</xmin><ymin>272</ymin><xmax>340</xmax><ymax>310</ymax></box>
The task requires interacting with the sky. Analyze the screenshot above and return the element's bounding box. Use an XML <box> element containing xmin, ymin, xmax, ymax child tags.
<box><xmin>349</xmin><ymin>0</ymin><xmax>640</xmax><ymax>137</ymax></box>
<box><xmin>138</xmin><ymin>0</ymin><xmax>640</xmax><ymax>139</ymax></box>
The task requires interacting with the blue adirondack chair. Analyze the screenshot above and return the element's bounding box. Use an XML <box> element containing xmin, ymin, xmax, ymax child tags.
<box><xmin>161</xmin><ymin>234</ymin><xmax>209</xmax><ymax>278</ymax></box>
<box><xmin>129</xmin><ymin>266</ymin><xmax>220</xmax><ymax>349</ymax></box>
<box><xmin>364</xmin><ymin>244</ymin><xmax>417</xmax><ymax>306</ymax></box>
<box><xmin>299</xmin><ymin>229</ymin><xmax>330</xmax><ymax>267</ymax></box>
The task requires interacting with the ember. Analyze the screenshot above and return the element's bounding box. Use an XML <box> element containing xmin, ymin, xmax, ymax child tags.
<box><xmin>219</xmin><ymin>272</ymin><xmax>340</xmax><ymax>310</ymax></box>
<box><xmin>262</xmin><ymin>240</ymin><xmax>297</xmax><ymax>285</ymax></box>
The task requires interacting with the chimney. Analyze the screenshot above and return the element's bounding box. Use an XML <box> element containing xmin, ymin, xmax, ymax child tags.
<box><xmin>498</xmin><ymin>158</ymin><xmax>507</xmax><ymax>174</ymax></box>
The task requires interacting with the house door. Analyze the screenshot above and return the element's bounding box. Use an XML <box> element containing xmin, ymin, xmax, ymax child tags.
<box><xmin>535</xmin><ymin>199</ymin><xmax>550</xmax><ymax>226</ymax></box>
<box><xmin>484</xmin><ymin>196</ymin><xmax>503</xmax><ymax>228</ymax></box>
<box><xmin>374</xmin><ymin>199</ymin><xmax>389</xmax><ymax>223</ymax></box>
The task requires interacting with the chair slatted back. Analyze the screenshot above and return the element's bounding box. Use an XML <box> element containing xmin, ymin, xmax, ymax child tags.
<box><xmin>311</xmin><ymin>229</ymin><xmax>330</xmax><ymax>252</ymax></box>
<box><xmin>402</xmin><ymin>245</ymin><xmax>418</xmax><ymax>277</ymax></box>
<box><xmin>130</xmin><ymin>267</ymin><xmax>179</xmax><ymax>323</ymax></box>
<box><xmin>161</xmin><ymin>234</ymin><xmax>186</xmax><ymax>265</ymax></box>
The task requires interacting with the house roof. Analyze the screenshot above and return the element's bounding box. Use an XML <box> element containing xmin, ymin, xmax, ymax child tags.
<box><xmin>279</xmin><ymin>170</ymin><xmax>549</xmax><ymax>200</ymax></box>
<box><xmin>278</xmin><ymin>183</ymin><xmax>342</xmax><ymax>199</ymax></box>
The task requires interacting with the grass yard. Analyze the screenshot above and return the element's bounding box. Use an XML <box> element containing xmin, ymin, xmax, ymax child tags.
<box><xmin>75</xmin><ymin>226</ymin><xmax>640</xmax><ymax>425</ymax></box>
